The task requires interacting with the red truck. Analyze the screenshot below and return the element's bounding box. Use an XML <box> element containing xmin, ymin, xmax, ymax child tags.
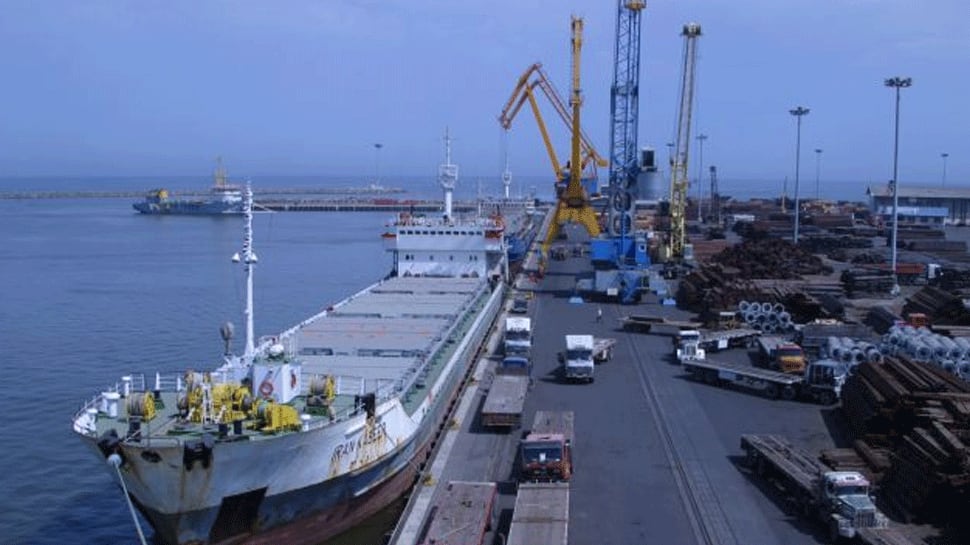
<box><xmin>519</xmin><ymin>411</ymin><xmax>574</xmax><ymax>482</ymax></box>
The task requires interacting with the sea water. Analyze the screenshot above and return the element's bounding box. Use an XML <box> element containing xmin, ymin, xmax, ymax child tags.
<box><xmin>0</xmin><ymin>191</ymin><xmax>392</xmax><ymax>544</ymax></box>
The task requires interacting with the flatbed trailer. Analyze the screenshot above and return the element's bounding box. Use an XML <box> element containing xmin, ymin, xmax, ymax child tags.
<box><xmin>506</xmin><ymin>482</ymin><xmax>569</xmax><ymax>545</ymax></box>
<box><xmin>699</xmin><ymin>328</ymin><xmax>760</xmax><ymax>351</ymax></box>
<box><xmin>683</xmin><ymin>358</ymin><xmax>806</xmax><ymax>400</ymax></box>
<box><xmin>418</xmin><ymin>481</ymin><xmax>496</xmax><ymax>545</ymax></box>
<box><xmin>481</xmin><ymin>374</ymin><xmax>530</xmax><ymax>429</ymax></box>
<box><xmin>620</xmin><ymin>314</ymin><xmax>701</xmax><ymax>334</ymax></box>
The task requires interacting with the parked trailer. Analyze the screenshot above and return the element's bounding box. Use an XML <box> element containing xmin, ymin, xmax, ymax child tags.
<box><xmin>682</xmin><ymin>357</ymin><xmax>843</xmax><ymax>404</ymax></box>
<box><xmin>740</xmin><ymin>434</ymin><xmax>888</xmax><ymax>542</ymax></box>
<box><xmin>418</xmin><ymin>481</ymin><xmax>496</xmax><ymax>545</ymax></box>
<box><xmin>506</xmin><ymin>482</ymin><xmax>569</xmax><ymax>545</ymax></box>
<box><xmin>481</xmin><ymin>374</ymin><xmax>530</xmax><ymax>429</ymax></box>
<box><xmin>699</xmin><ymin>328</ymin><xmax>760</xmax><ymax>351</ymax></box>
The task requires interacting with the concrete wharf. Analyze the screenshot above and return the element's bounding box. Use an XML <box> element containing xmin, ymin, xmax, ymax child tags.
<box><xmin>386</xmin><ymin>216</ymin><xmax>843</xmax><ymax>545</ymax></box>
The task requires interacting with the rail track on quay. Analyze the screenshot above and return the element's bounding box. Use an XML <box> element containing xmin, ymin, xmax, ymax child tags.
<box><xmin>622</xmin><ymin>317</ymin><xmax>741</xmax><ymax>545</ymax></box>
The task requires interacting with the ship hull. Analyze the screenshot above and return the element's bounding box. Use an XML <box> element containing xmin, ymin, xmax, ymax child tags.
<box><xmin>84</xmin><ymin>280</ymin><xmax>503</xmax><ymax>545</ymax></box>
<box><xmin>133</xmin><ymin>201</ymin><xmax>243</xmax><ymax>215</ymax></box>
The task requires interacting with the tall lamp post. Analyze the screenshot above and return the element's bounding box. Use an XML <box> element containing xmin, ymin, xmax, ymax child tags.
<box><xmin>373</xmin><ymin>143</ymin><xmax>383</xmax><ymax>185</ymax></box>
<box><xmin>789</xmin><ymin>106</ymin><xmax>810</xmax><ymax>243</ymax></box>
<box><xmin>885</xmin><ymin>76</ymin><xmax>912</xmax><ymax>296</ymax></box>
<box><xmin>814</xmin><ymin>149</ymin><xmax>823</xmax><ymax>200</ymax></box>
<box><xmin>941</xmin><ymin>152</ymin><xmax>949</xmax><ymax>187</ymax></box>
<box><xmin>696</xmin><ymin>133</ymin><xmax>708</xmax><ymax>221</ymax></box>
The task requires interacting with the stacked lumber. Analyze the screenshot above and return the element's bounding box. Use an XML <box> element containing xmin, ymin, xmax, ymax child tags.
<box><xmin>903</xmin><ymin>287</ymin><xmax>970</xmax><ymax>326</ymax></box>
<box><xmin>841</xmin><ymin>356</ymin><xmax>970</xmax><ymax>524</ymax></box>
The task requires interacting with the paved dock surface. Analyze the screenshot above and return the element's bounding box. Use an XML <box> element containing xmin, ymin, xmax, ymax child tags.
<box><xmin>391</xmin><ymin>224</ymin><xmax>839</xmax><ymax>545</ymax></box>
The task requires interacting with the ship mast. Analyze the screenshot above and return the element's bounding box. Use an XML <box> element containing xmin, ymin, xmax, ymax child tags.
<box><xmin>439</xmin><ymin>128</ymin><xmax>458</xmax><ymax>223</ymax></box>
<box><xmin>232</xmin><ymin>183</ymin><xmax>257</xmax><ymax>363</ymax></box>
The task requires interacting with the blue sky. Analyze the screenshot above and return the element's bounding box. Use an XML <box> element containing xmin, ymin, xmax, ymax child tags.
<box><xmin>1</xmin><ymin>0</ymin><xmax>966</xmax><ymax>187</ymax></box>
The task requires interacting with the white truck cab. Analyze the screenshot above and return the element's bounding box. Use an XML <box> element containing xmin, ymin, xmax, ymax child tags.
<box><xmin>676</xmin><ymin>330</ymin><xmax>706</xmax><ymax>363</ymax></box>
<box><xmin>562</xmin><ymin>335</ymin><xmax>595</xmax><ymax>383</ymax></box>
<box><xmin>504</xmin><ymin>317</ymin><xmax>533</xmax><ymax>357</ymax></box>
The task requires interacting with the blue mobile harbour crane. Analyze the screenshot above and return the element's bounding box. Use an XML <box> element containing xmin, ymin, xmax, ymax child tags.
<box><xmin>575</xmin><ymin>0</ymin><xmax>650</xmax><ymax>304</ymax></box>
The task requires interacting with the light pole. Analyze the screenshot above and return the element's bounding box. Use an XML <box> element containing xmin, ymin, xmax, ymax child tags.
<box><xmin>814</xmin><ymin>149</ymin><xmax>823</xmax><ymax>200</ymax></box>
<box><xmin>696</xmin><ymin>133</ymin><xmax>707</xmax><ymax>221</ymax></box>
<box><xmin>885</xmin><ymin>76</ymin><xmax>912</xmax><ymax>296</ymax></box>
<box><xmin>789</xmin><ymin>106</ymin><xmax>810</xmax><ymax>243</ymax></box>
<box><xmin>373</xmin><ymin>143</ymin><xmax>383</xmax><ymax>186</ymax></box>
<box><xmin>942</xmin><ymin>152</ymin><xmax>949</xmax><ymax>187</ymax></box>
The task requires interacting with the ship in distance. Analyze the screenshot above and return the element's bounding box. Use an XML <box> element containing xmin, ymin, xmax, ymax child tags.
<box><xmin>74</xmin><ymin>136</ymin><xmax>519</xmax><ymax>544</ymax></box>
<box><xmin>133</xmin><ymin>158</ymin><xmax>245</xmax><ymax>215</ymax></box>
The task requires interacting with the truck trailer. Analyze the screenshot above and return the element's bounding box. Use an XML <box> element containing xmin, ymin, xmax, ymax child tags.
<box><xmin>506</xmin><ymin>482</ymin><xmax>569</xmax><ymax>545</ymax></box>
<box><xmin>683</xmin><ymin>357</ymin><xmax>845</xmax><ymax>404</ymax></box>
<box><xmin>418</xmin><ymin>481</ymin><xmax>496</xmax><ymax>545</ymax></box>
<box><xmin>740</xmin><ymin>434</ymin><xmax>888</xmax><ymax>542</ymax></box>
<box><xmin>480</xmin><ymin>357</ymin><xmax>532</xmax><ymax>430</ymax></box>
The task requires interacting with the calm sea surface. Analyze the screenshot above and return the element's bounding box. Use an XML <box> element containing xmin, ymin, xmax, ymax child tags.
<box><xmin>0</xmin><ymin>188</ymin><xmax>396</xmax><ymax>544</ymax></box>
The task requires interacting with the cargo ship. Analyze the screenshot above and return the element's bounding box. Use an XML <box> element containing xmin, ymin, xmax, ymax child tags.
<box><xmin>133</xmin><ymin>158</ymin><xmax>245</xmax><ymax>215</ymax></box>
<box><xmin>74</xmin><ymin>136</ymin><xmax>512</xmax><ymax>544</ymax></box>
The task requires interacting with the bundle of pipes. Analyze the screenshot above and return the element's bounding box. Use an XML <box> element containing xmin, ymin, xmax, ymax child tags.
<box><xmin>903</xmin><ymin>286</ymin><xmax>970</xmax><ymax>325</ymax></box>
<box><xmin>840</xmin><ymin>355</ymin><xmax>970</xmax><ymax>529</ymax></box>
<box><xmin>737</xmin><ymin>300</ymin><xmax>794</xmax><ymax>333</ymax></box>
<box><xmin>880</xmin><ymin>325</ymin><xmax>970</xmax><ymax>379</ymax></box>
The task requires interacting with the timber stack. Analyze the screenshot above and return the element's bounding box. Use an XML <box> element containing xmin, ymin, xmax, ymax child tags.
<box><xmin>840</xmin><ymin>355</ymin><xmax>970</xmax><ymax>531</ymax></box>
<box><xmin>903</xmin><ymin>287</ymin><xmax>970</xmax><ymax>326</ymax></box>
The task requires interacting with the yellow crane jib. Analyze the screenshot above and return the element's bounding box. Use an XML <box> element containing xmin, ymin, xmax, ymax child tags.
<box><xmin>540</xmin><ymin>16</ymin><xmax>601</xmax><ymax>266</ymax></box>
<box><xmin>498</xmin><ymin>64</ymin><xmax>607</xmax><ymax>185</ymax></box>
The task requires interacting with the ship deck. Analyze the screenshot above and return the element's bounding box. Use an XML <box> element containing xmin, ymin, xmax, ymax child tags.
<box><xmin>83</xmin><ymin>275</ymin><xmax>491</xmax><ymax>444</ymax></box>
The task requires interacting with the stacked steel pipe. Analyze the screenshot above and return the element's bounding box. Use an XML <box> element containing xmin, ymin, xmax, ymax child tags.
<box><xmin>737</xmin><ymin>300</ymin><xmax>795</xmax><ymax>333</ymax></box>
<box><xmin>840</xmin><ymin>355</ymin><xmax>970</xmax><ymax>526</ymax></box>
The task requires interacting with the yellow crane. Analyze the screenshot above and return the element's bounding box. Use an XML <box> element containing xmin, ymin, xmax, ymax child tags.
<box><xmin>537</xmin><ymin>16</ymin><xmax>601</xmax><ymax>269</ymax></box>
<box><xmin>498</xmin><ymin>63</ymin><xmax>607</xmax><ymax>189</ymax></box>
<box><xmin>667</xmin><ymin>23</ymin><xmax>702</xmax><ymax>261</ymax></box>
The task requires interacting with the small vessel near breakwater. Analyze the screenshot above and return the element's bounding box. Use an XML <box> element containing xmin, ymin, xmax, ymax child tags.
<box><xmin>133</xmin><ymin>158</ymin><xmax>244</xmax><ymax>215</ymax></box>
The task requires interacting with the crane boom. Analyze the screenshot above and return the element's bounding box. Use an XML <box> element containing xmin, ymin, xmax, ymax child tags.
<box><xmin>498</xmin><ymin>63</ymin><xmax>607</xmax><ymax>184</ymax></box>
<box><xmin>668</xmin><ymin>23</ymin><xmax>702</xmax><ymax>261</ymax></box>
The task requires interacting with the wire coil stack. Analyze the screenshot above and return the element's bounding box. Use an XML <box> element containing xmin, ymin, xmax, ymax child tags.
<box><xmin>737</xmin><ymin>300</ymin><xmax>794</xmax><ymax>334</ymax></box>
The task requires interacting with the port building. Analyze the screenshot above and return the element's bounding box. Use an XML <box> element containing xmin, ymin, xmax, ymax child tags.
<box><xmin>868</xmin><ymin>184</ymin><xmax>970</xmax><ymax>226</ymax></box>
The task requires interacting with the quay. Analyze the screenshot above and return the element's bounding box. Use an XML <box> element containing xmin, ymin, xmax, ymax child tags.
<box><xmin>380</xmin><ymin>202</ymin><xmax>960</xmax><ymax>545</ymax></box>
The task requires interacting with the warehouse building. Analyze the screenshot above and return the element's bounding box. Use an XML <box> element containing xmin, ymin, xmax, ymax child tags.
<box><xmin>868</xmin><ymin>184</ymin><xmax>970</xmax><ymax>225</ymax></box>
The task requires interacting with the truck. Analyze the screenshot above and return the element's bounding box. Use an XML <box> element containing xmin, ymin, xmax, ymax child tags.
<box><xmin>676</xmin><ymin>329</ymin><xmax>761</xmax><ymax>362</ymax></box>
<box><xmin>506</xmin><ymin>482</ymin><xmax>569</xmax><ymax>545</ymax></box>
<box><xmin>418</xmin><ymin>481</ymin><xmax>496</xmax><ymax>545</ymax></box>
<box><xmin>519</xmin><ymin>410</ymin><xmax>574</xmax><ymax>482</ymax></box>
<box><xmin>682</xmin><ymin>356</ymin><xmax>845</xmax><ymax>404</ymax></box>
<box><xmin>757</xmin><ymin>335</ymin><xmax>807</xmax><ymax>374</ymax></box>
<box><xmin>557</xmin><ymin>335</ymin><xmax>615</xmax><ymax>383</ymax></box>
<box><xmin>504</xmin><ymin>316</ymin><xmax>533</xmax><ymax>357</ymax></box>
<box><xmin>740</xmin><ymin>434</ymin><xmax>888</xmax><ymax>542</ymax></box>
<box><xmin>480</xmin><ymin>356</ymin><xmax>532</xmax><ymax>430</ymax></box>
<box><xmin>510</xmin><ymin>295</ymin><xmax>529</xmax><ymax>314</ymax></box>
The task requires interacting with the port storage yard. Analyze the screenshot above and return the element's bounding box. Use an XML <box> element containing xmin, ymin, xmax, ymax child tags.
<box><xmin>383</xmin><ymin>223</ymin><xmax>937</xmax><ymax>545</ymax></box>
<box><xmin>372</xmin><ymin>197</ymin><xmax>970</xmax><ymax>545</ymax></box>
